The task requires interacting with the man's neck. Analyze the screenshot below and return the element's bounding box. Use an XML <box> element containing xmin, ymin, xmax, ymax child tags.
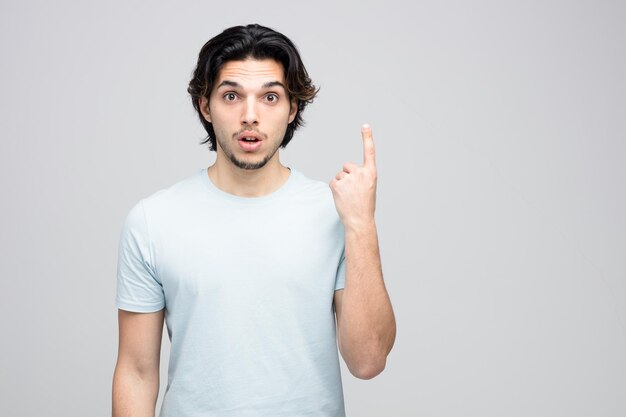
<box><xmin>207</xmin><ymin>160</ymin><xmax>291</xmax><ymax>198</ymax></box>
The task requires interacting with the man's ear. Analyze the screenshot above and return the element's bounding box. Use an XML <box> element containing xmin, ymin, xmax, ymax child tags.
<box><xmin>199</xmin><ymin>96</ymin><xmax>212</xmax><ymax>123</ymax></box>
<box><xmin>288</xmin><ymin>97</ymin><xmax>298</xmax><ymax>124</ymax></box>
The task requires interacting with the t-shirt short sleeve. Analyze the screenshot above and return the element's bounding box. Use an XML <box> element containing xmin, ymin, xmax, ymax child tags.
<box><xmin>334</xmin><ymin>249</ymin><xmax>346</xmax><ymax>291</ymax></box>
<box><xmin>115</xmin><ymin>199</ymin><xmax>165</xmax><ymax>313</ymax></box>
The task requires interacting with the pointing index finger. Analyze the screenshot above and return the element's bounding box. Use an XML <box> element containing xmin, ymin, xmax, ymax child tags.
<box><xmin>361</xmin><ymin>123</ymin><xmax>376</xmax><ymax>168</ymax></box>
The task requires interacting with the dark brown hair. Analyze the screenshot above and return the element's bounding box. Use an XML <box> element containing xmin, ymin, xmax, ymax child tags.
<box><xmin>187</xmin><ymin>24</ymin><xmax>319</xmax><ymax>151</ymax></box>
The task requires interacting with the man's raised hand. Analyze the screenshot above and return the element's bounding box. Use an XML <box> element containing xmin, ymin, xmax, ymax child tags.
<box><xmin>329</xmin><ymin>124</ymin><xmax>378</xmax><ymax>230</ymax></box>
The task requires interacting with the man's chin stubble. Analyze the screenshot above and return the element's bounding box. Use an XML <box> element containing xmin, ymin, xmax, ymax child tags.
<box><xmin>221</xmin><ymin>140</ymin><xmax>281</xmax><ymax>170</ymax></box>
<box><xmin>230</xmin><ymin>156</ymin><xmax>271</xmax><ymax>170</ymax></box>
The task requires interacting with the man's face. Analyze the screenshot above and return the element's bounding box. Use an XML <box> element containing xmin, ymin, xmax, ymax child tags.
<box><xmin>200</xmin><ymin>58</ymin><xmax>297</xmax><ymax>170</ymax></box>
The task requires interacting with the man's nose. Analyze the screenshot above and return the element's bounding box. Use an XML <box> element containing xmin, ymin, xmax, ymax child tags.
<box><xmin>241</xmin><ymin>97</ymin><xmax>259</xmax><ymax>125</ymax></box>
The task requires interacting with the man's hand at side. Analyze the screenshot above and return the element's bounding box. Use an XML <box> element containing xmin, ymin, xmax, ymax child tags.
<box><xmin>112</xmin><ymin>309</ymin><xmax>164</xmax><ymax>417</ymax></box>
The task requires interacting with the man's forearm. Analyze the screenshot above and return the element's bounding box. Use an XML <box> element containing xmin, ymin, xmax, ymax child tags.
<box><xmin>112</xmin><ymin>366</ymin><xmax>160</xmax><ymax>417</ymax></box>
<box><xmin>338</xmin><ymin>221</ymin><xmax>396</xmax><ymax>378</ymax></box>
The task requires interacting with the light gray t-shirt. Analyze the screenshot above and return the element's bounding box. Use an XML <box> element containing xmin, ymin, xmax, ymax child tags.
<box><xmin>116</xmin><ymin>167</ymin><xmax>347</xmax><ymax>417</ymax></box>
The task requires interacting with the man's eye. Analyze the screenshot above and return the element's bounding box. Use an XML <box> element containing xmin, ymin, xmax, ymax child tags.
<box><xmin>224</xmin><ymin>93</ymin><xmax>237</xmax><ymax>101</ymax></box>
<box><xmin>266</xmin><ymin>93</ymin><xmax>278</xmax><ymax>103</ymax></box>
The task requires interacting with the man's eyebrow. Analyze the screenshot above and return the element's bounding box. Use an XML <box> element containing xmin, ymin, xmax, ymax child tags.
<box><xmin>215</xmin><ymin>80</ymin><xmax>287</xmax><ymax>90</ymax></box>
<box><xmin>216</xmin><ymin>80</ymin><xmax>240</xmax><ymax>89</ymax></box>
<box><xmin>261</xmin><ymin>81</ymin><xmax>286</xmax><ymax>90</ymax></box>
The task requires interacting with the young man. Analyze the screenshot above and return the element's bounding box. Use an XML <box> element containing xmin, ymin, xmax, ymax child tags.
<box><xmin>112</xmin><ymin>24</ymin><xmax>396</xmax><ymax>417</ymax></box>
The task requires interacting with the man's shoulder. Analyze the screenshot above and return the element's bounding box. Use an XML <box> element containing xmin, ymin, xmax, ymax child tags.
<box><xmin>292</xmin><ymin>168</ymin><xmax>332</xmax><ymax>197</ymax></box>
<box><xmin>127</xmin><ymin>169</ymin><xmax>202</xmax><ymax>217</ymax></box>
<box><xmin>290</xmin><ymin>169</ymin><xmax>336</xmax><ymax>206</ymax></box>
<box><xmin>290</xmin><ymin>169</ymin><xmax>340</xmax><ymax>219</ymax></box>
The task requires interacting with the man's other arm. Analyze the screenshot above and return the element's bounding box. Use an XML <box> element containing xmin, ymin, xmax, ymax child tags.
<box><xmin>112</xmin><ymin>308</ymin><xmax>164</xmax><ymax>417</ymax></box>
<box><xmin>330</xmin><ymin>125</ymin><xmax>396</xmax><ymax>380</ymax></box>
<box><xmin>333</xmin><ymin>222</ymin><xmax>396</xmax><ymax>380</ymax></box>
